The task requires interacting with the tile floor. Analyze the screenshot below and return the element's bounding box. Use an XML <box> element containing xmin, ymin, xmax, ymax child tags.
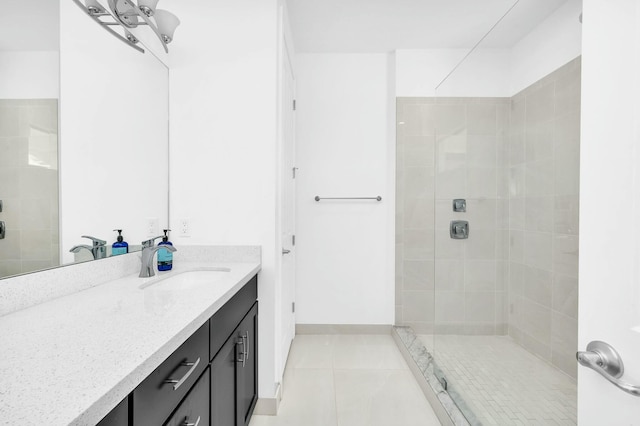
<box><xmin>420</xmin><ymin>335</ymin><xmax>577</xmax><ymax>425</ymax></box>
<box><xmin>249</xmin><ymin>334</ymin><xmax>441</xmax><ymax>426</ymax></box>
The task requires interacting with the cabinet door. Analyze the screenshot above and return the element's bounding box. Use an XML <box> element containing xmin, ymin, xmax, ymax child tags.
<box><xmin>164</xmin><ymin>367</ymin><xmax>210</xmax><ymax>426</ymax></box>
<box><xmin>236</xmin><ymin>303</ymin><xmax>258</xmax><ymax>426</ymax></box>
<box><xmin>210</xmin><ymin>332</ymin><xmax>239</xmax><ymax>426</ymax></box>
<box><xmin>97</xmin><ymin>397</ymin><xmax>128</xmax><ymax>426</ymax></box>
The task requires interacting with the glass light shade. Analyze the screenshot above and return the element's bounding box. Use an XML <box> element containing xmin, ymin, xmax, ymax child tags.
<box><xmin>84</xmin><ymin>0</ymin><xmax>105</xmax><ymax>14</ymax></box>
<box><xmin>154</xmin><ymin>9</ymin><xmax>180</xmax><ymax>43</ymax></box>
<box><xmin>137</xmin><ymin>0</ymin><xmax>159</xmax><ymax>16</ymax></box>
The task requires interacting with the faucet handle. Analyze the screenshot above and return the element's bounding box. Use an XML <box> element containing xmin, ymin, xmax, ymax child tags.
<box><xmin>81</xmin><ymin>235</ymin><xmax>107</xmax><ymax>247</ymax></box>
<box><xmin>142</xmin><ymin>236</ymin><xmax>164</xmax><ymax>249</ymax></box>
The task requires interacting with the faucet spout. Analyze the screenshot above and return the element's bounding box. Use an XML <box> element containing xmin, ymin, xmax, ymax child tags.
<box><xmin>139</xmin><ymin>245</ymin><xmax>177</xmax><ymax>278</ymax></box>
<box><xmin>70</xmin><ymin>236</ymin><xmax>107</xmax><ymax>260</ymax></box>
<box><xmin>70</xmin><ymin>244</ymin><xmax>95</xmax><ymax>259</ymax></box>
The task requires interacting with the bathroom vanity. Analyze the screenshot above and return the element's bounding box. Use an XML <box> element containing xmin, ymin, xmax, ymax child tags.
<box><xmin>0</xmin><ymin>247</ymin><xmax>261</xmax><ymax>426</ymax></box>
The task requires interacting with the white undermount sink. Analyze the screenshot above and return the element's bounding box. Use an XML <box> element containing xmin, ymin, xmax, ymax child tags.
<box><xmin>139</xmin><ymin>267</ymin><xmax>231</xmax><ymax>289</ymax></box>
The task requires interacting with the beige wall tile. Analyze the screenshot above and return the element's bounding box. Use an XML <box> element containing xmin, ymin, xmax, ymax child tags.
<box><xmin>466</xmin><ymin>229</ymin><xmax>496</xmax><ymax>260</ymax></box>
<box><xmin>465</xmin><ymin>292</ymin><xmax>496</xmax><ymax>322</ymax></box>
<box><xmin>20</xmin><ymin>230</ymin><xmax>51</xmax><ymax>261</ymax></box>
<box><xmin>520</xmin><ymin>298</ymin><xmax>552</xmax><ymax>346</ymax></box>
<box><xmin>525</xmin><ymin>159</ymin><xmax>554</xmax><ymax>197</ymax></box>
<box><xmin>525</xmin><ymin>196</ymin><xmax>554</xmax><ymax>232</ymax></box>
<box><xmin>525</xmin><ymin>123</ymin><xmax>554</xmax><ymax>162</ymax></box>
<box><xmin>467</xmin><ymin>168</ymin><xmax>497</xmax><ymax>199</ymax></box>
<box><xmin>403</xmin><ymin>229</ymin><xmax>435</xmax><ymax>260</ymax></box>
<box><xmin>467</xmin><ymin>103</ymin><xmax>497</xmax><ymax>135</ymax></box>
<box><xmin>465</xmin><ymin>260</ymin><xmax>496</xmax><ymax>292</ymax></box>
<box><xmin>403</xmin><ymin>260</ymin><xmax>435</xmax><ymax>291</ymax></box>
<box><xmin>524</xmin><ymin>231</ymin><xmax>553</xmax><ymax>270</ymax></box>
<box><xmin>553</xmin><ymin>234</ymin><xmax>579</xmax><ymax>278</ymax></box>
<box><xmin>554</xmin><ymin>195</ymin><xmax>580</xmax><ymax>235</ymax></box>
<box><xmin>403</xmin><ymin>197</ymin><xmax>435</xmax><ymax>229</ymax></box>
<box><xmin>525</xmin><ymin>82</ymin><xmax>555</xmax><ymax>125</ymax></box>
<box><xmin>466</xmin><ymin>198</ymin><xmax>497</xmax><ymax>229</ymax></box>
<box><xmin>467</xmin><ymin>135</ymin><xmax>497</xmax><ymax>168</ymax></box>
<box><xmin>402</xmin><ymin>291</ymin><xmax>435</xmax><ymax>322</ymax></box>
<box><xmin>435</xmin><ymin>103</ymin><xmax>466</xmax><ymax>135</ymax></box>
<box><xmin>434</xmin><ymin>229</ymin><xmax>465</xmax><ymax>260</ymax></box>
<box><xmin>523</xmin><ymin>265</ymin><xmax>552</xmax><ymax>308</ymax></box>
<box><xmin>552</xmin><ymin>273</ymin><xmax>578</xmax><ymax>319</ymax></box>
<box><xmin>435</xmin><ymin>291</ymin><xmax>465</xmax><ymax>322</ymax></box>
<box><xmin>435</xmin><ymin>260</ymin><xmax>465</xmax><ymax>292</ymax></box>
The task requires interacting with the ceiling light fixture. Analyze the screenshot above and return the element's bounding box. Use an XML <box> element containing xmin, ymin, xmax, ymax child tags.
<box><xmin>72</xmin><ymin>0</ymin><xmax>180</xmax><ymax>53</ymax></box>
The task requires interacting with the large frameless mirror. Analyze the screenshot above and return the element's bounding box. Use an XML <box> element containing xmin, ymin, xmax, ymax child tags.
<box><xmin>0</xmin><ymin>0</ymin><xmax>169</xmax><ymax>279</ymax></box>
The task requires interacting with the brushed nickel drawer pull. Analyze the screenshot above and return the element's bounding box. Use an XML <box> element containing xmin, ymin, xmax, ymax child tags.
<box><xmin>182</xmin><ymin>416</ymin><xmax>201</xmax><ymax>426</ymax></box>
<box><xmin>237</xmin><ymin>338</ymin><xmax>246</xmax><ymax>367</ymax></box>
<box><xmin>244</xmin><ymin>331</ymin><xmax>250</xmax><ymax>361</ymax></box>
<box><xmin>164</xmin><ymin>358</ymin><xmax>201</xmax><ymax>391</ymax></box>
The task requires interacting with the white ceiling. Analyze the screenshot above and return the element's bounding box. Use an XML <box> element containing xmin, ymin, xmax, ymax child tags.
<box><xmin>1</xmin><ymin>0</ymin><xmax>59</xmax><ymax>51</ymax></box>
<box><xmin>287</xmin><ymin>0</ymin><xmax>570</xmax><ymax>53</ymax></box>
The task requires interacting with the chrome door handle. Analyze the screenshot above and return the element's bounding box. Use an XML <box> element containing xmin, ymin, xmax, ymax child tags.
<box><xmin>282</xmin><ymin>249</ymin><xmax>291</xmax><ymax>255</ymax></box>
<box><xmin>577</xmin><ymin>341</ymin><xmax>640</xmax><ymax>397</ymax></box>
<box><xmin>164</xmin><ymin>358</ymin><xmax>201</xmax><ymax>391</ymax></box>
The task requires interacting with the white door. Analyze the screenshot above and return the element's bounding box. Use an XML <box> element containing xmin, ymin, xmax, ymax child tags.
<box><xmin>280</xmin><ymin>39</ymin><xmax>296</xmax><ymax>364</ymax></box>
<box><xmin>578</xmin><ymin>1</ymin><xmax>640</xmax><ymax>423</ymax></box>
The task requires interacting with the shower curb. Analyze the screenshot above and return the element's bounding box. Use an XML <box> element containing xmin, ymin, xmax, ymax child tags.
<box><xmin>392</xmin><ymin>326</ymin><xmax>473</xmax><ymax>426</ymax></box>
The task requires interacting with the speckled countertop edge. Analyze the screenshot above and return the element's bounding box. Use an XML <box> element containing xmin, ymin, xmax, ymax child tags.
<box><xmin>0</xmin><ymin>246</ymin><xmax>261</xmax><ymax>426</ymax></box>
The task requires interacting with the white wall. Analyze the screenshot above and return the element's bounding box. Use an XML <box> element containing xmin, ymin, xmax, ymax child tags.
<box><xmin>295</xmin><ymin>53</ymin><xmax>395</xmax><ymax>325</ymax></box>
<box><xmin>395</xmin><ymin>48</ymin><xmax>511</xmax><ymax>97</ymax></box>
<box><xmin>168</xmin><ymin>0</ymin><xmax>281</xmax><ymax>399</ymax></box>
<box><xmin>510</xmin><ymin>0</ymin><xmax>582</xmax><ymax>94</ymax></box>
<box><xmin>0</xmin><ymin>52</ymin><xmax>59</xmax><ymax>99</ymax></box>
<box><xmin>396</xmin><ymin>0</ymin><xmax>582</xmax><ymax>98</ymax></box>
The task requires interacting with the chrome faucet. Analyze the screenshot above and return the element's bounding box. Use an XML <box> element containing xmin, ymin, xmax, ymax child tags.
<box><xmin>69</xmin><ymin>235</ymin><xmax>107</xmax><ymax>260</ymax></box>
<box><xmin>139</xmin><ymin>244</ymin><xmax>177</xmax><ymax>278</ymax></box>
<box><xmin>142</xmin><ymin>235</ymin><xmax>164</xmax><ymax>249</ymax></box>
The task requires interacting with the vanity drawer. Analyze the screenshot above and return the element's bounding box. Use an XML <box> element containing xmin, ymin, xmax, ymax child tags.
<box><xmin>210</xmin><ymin>275</ymin><xmax>257</xmax><ymax>360</ymax></box>
<box><xmin>133</xmin><ymin>321</ymin><xmax>209</xmax><ymax>426</ymax></box>
<box><xmin>164</xmin><ymin>367</ymin><xmax>210</xmax><ymax>426</ymax></box>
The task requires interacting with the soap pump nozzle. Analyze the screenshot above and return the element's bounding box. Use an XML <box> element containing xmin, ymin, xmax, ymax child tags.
<box><xmin>113</xmin><ymin>229</ymin><xmax>124</xmax><ymax>242</ymax></box>
<box><xmin>162</xmin><ymin>229</ymin><xmax>171</xmax><ymax>242</ymax></box>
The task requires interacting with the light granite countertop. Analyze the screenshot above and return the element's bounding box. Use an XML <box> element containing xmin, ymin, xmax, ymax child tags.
<box><xmin>0</xmin><ymin>260</ymin><xmax>261</xmax><ymax>426</ymax></box>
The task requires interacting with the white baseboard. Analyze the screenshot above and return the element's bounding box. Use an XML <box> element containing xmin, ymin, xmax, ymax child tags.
<box><xmin>253</xmin><ymin>382</ymin><xmax>282</xmax><ymax>415</ymax></box>
<box><xmin>295</xmin><ymin>324</ymin><xmax>392</xmax><ymax>335</ymax></box>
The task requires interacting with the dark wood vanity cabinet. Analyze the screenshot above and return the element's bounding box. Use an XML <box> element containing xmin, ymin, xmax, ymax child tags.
<box><xmin>96</xmin><ymin>275</ymin><xmax>258</xmax><ymax>426</ymax></box>
<box><xmin>164</xmin><ymin>367</ymin><xmax>210</xmax><ymax>426</ymax></box>
<box><xmin>211</xmin><ymin>302</ymin><xmax>258</xmax><ymax>426</ymax></box>
<box><xmin>97</xmin><ymin>397</ymin><xmax>128</xmax><ymax>426</ymax></box>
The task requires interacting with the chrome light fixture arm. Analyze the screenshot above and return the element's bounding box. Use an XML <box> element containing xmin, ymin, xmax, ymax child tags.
<box><xmin>72</xmin><ymin>0</ymin><xmax>179</xmax><ymax>54</ymax></box>
<box><xmin>71</xmin><ymin>0</ymin><xmax>145</xmax><ymax>52</ymax></box>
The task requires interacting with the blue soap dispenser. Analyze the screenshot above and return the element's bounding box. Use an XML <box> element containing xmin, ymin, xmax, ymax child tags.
<box><xmin>157</xmin><ymin>229</ymin><xmax>173</xmax><ymax>271</ymax></box>
<box><xmin>111</xmin><ymin>229</ymin><xmax>129</xmax><ymax>256</ymax></box>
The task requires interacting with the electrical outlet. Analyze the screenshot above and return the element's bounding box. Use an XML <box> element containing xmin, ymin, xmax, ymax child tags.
<box><xmin>146</xmin><ymin>217</ymin><xmax>159</xmax><ymax>237</ymax></box>
<box><xmin>179</xmin><ymin>218</ymin><xmax>191</xmax><ymax>237</ymax></box>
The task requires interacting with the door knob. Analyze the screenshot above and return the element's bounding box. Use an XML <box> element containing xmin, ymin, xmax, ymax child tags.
<box><xmin>577</xmin><ymin>340</ymin><xmax>640</xmax><ymax>396</ymax></box>
<box><xmin>282</xmin><ymin>249</ymin><xmax>291</xmax><ymax>255</ymax></box>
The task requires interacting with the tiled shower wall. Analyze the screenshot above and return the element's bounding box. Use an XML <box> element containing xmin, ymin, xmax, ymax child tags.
<box><xmin>0</xmin><ymin>99</ymin><xmax>59</xmax><ymax>278</ymax></box>
<box><xmin>508</xmin><ymin>58</ymin><xmax>580</xmax><ymax>378</ymax></box>
<box><xmin>396</xmin><ymin>97</ymin><xmax>510</xmax><ymax>334</ymax></box>
<box><xmin>396</xmin><ymin>57</ymin><xmax>580</xmax><ymax>377</ymax></box>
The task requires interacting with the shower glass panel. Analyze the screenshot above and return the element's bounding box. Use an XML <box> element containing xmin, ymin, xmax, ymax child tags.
<box><xmin>397</xmin><ymin>1</ymin><xmax>581</xmax><ymax>424</ymax></box>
